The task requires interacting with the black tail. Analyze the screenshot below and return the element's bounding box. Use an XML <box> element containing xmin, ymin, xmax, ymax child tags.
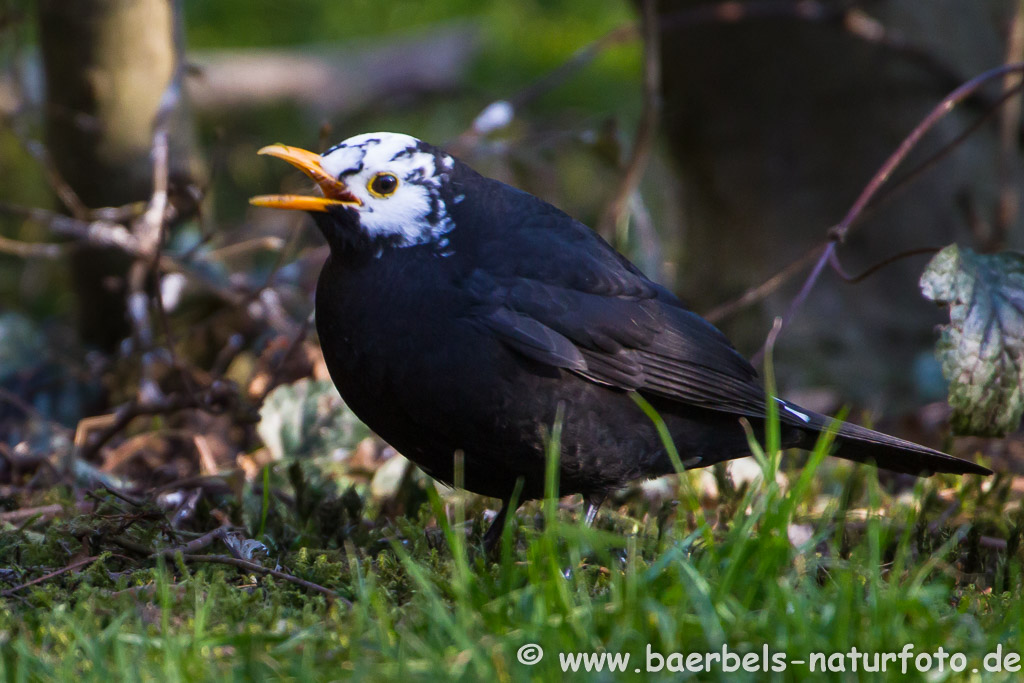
<box><xmin>776</xmin><ymin>399</ymin><xmax>991</xmax><ymax>476</ymax></box>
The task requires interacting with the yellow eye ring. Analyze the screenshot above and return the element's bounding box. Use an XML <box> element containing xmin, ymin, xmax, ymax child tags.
<box><xmin>368</xmin><ymin>172</ymin><xmax>399</xmax><ymax>198</ymax></box>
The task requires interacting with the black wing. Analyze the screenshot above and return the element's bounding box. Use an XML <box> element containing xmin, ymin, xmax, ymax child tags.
<box><xmin>449</xmin><ymin>178</ymin><xmax>989</xmax><ymax>476</ymax></box>
<box><xmin>465</xmin><ymin>267</ymin><xmax>769</xmax><ymax>418</ymax></box>
<box><xmin>456</xmin><ymin>187</ymin><xmax>768</xmax><ymax>418</ymax></box>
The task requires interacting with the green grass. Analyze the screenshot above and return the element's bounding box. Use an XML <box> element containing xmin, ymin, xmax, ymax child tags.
<box><xmin>2</xmin><ymin>408</ymin><xmax>1021</xmax><ymax>681</ymax></box>
<box><xmin>0</xmin><ymin>345</ymin><xmax>1018</xmax><ymax>681</ymax></box>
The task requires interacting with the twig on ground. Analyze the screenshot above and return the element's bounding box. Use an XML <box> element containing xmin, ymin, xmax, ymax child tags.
<box><xmin>156</xmin><ymin>525</ymin><xmax>235</xmax><ymax>557</ymax></box>
<box><xmin>0</xmin><ymin>503</ymin><xmax>65</xmax><ymax>525</ymax></box>
<box><xmin>178</xmin><ymin>554</ymin><xmax>349</xmax><ymax>604</ymax></box>
<box><xmin>193</xmin><ymin>435</ymin><xmax>220</xmax><ymax>476</ymax></box>
<box><xmin>254</xmin><ymin>312</ymin><xmax>314</xmax><ymax>406</ymax></box>
<box><xmin>76</xmin><ymin>386</ymin><xmax>252</xmax><ymax>463</ymax></box>
<box><xmin>104</xmin><ymin>582</ymin><xmax>188</xmax><ymax>600</ymax></box>
<box><xmin>108</xmin><ymin>536</ymin><xmax>153</xmax><ymax>556</ymax></box>
<box><xmin>0</xmin><ymin>556</ymin><xmax>99</xmax><ymax>597</ymax></box>
<box><xmin>100</xmin><ymin>484</ymin><xmax>148</xmax><ymax>508</ymax></box>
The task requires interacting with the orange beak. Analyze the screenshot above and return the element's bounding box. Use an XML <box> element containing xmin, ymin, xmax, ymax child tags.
<box><xmin>249</xmin><ymin>144</ymin><xmax>362</xmax><ymax>212</ymax></box>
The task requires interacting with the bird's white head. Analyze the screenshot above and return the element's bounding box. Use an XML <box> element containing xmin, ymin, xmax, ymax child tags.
<box><xmin>251</xmin><ymin>132</ymin><xmax>458</xmax><ymax>248</ymax></box>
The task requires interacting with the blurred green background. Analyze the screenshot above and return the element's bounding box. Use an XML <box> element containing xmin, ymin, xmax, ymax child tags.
<box><xmin>3</xmin><ymin>0</ymin><xmax>1022</xmax><ymax>426</ymax></box>
<box><xmin>0</xmin><ymin>0</ymin><xmax>647</xmax><ymax>316</ymax></box>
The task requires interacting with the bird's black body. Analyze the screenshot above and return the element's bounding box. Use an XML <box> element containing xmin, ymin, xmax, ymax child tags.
<box><xmin>254</xmin><ymin>133</ymin><xmax>989</xmax><ymax>547</ymax></box>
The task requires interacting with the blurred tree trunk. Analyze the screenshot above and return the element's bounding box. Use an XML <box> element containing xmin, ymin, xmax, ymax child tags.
<box><xmin>37</xmin><ymin>0</ymin><xmax>200</xmax><ymax>350</ymax></box>
<box><xmin>656</xmin><ymin>0</ymin><xmax>1022</xmax><ymax>409</ymax></box>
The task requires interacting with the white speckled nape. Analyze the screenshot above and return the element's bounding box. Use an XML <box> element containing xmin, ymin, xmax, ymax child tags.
<box><xmin>319</xmin><ymin>133</ymin><xmax>456</xmax><ymax>248</ymax></box>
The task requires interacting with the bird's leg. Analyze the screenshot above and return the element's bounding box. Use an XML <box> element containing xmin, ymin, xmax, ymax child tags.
<box><xmin>583</xmin><ymin>493</ymin><xmax>605</xmax><ymax>527</ymax></box>
<box><xmin>556</xmin><ymin>494</ymin><xmax>608</xmax><ymax>580</ymax></box>
<box><xmin>482</xmin><ymin>498</ymin><xmax>511</xmax><ymax>554</ymax></box>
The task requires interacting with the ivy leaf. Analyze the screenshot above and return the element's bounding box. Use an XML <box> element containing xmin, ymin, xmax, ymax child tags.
<box><xmin>257</xmin><ymin>378</ymin><xmax>371</xmax><ymax>460</ymax></box>
<box><xmin>919</xmin><ymin>245</ymin><xmax>1024</xmax><ymax>437</ymax></box>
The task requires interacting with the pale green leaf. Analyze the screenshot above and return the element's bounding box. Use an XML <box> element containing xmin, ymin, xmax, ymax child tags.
<box><xmin>257</xmin><ymin>378</ymin><xmax>371</xmax><ymax>460</ymax></box>
<box><xmin>920</xmin><ymin>245</ymin><xmax>1024</xmax><ymax>436</ymax></box>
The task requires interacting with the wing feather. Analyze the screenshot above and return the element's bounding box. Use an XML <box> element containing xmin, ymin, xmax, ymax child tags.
<box><xmin>459</xmin><ymin>190</ymin><xmax>770</xmax><ymax>419</ymax></box>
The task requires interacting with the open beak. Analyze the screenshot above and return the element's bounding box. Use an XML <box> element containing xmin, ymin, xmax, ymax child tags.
<box><xmin>249</xmin><ymin>144</ymin><xmax>362</xmax><ymax>212</ymax></box>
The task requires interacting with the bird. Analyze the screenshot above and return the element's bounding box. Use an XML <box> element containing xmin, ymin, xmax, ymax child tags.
<box><xmin>250</xmin><ymin>132</ymin><xmax>990</xmax><ymax>550</ymax></box>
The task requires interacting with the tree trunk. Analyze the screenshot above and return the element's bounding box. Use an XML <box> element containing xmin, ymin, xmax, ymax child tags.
<box><xmin>37</xmin><ymin>0</ymin><xmax>199</xmax><ymax>350</ymax></box>
<box><xmin>656</xmin><ymin>0</ymin><xmax>1022</xmax><ymax>408</ymax></box>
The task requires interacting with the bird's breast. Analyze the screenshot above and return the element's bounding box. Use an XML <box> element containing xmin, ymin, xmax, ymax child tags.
<box><xmin>314</xmin><ymin>250</ymin><xmax>500</xmax><ymax>433</ymax></box>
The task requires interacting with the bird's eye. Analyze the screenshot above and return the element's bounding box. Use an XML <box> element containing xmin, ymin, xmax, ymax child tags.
<box><xmin>368</xmin><ymin>172</ymin><xmax>399</xmax><ymax>198</ymax></box>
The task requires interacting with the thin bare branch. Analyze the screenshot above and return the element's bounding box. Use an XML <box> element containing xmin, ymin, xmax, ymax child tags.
<box><xmin>77</xmin><ymin>385</ymin><xmax>253</xmax><ymax>462</ymax></box>
<box><xmin>178</xmin><ymin>554</ymin><xmax>349</xmax><ymax>604</ymax></box>
<box><xmin>827</xmin><ymin>247</ymin><xmax>942</xmax><ymax>285</ymax></box>
<box><xmin>0</xmin><ymin>202</ymin><xmax>247</xmax><ymax>306</ymax></box>
<box><xmin>597</xmin><ymin>0</ymin><xmax>661</xmax><ymax>241</ymax></box>
<box><xmin>758</xmin><ymin>61</ymin><xmax>1024</xmax><ymax>360</ymax></box>
<box><xmin>834</xmin><ymin>62</ymin><xmax>1024</xmax><ymax>245</ymax></box>
<box><xmin>0</xmin><ymin>234</ymin><xmax>64</xmax><ymax>259</ymax></box>
<box><xmin>156</xmin><ymin>525</ymin><xmax>234</xmax><ymax>557</ymax></box>
<box><xmin>0</xmin><ymin>504</ymin><xmax>65</xmax><ymax>525</ymax></box>
<box><xmin>0</xmin><ymin>31</ymin><xmax>89</xmax><ymax>220</ymax></box>
<box><xmin>704</xmin><ymin>244</ymin><xmax>824</xmax><ymax>324</ymax></box>
<box><xmin>0</xmin><ymin>203</ymin><xmax>140</xmax><ymax>251</ymax></box>
<box><xmin>865</xmin><ymin>80</ymin><xmax>1024</xmax><ymax>225</ymax></box>
<box><xmin>752</xmin><ymin>247</ymin><xmax>829</xmax><ymax>366</ymax></box>
<box><xmin>1</xmin><ymin>556</ymin><xmax>99</xmax><ymax>597</ymax></box>
<box><xmin>712</xmin><ymin>77</ymin><xmax>1024</xmax><ymax>326</ymax></box>
<box><xmin>135</xmin><ymin>127</ymin><xmax>170</xmax><ymax>255</ymax></box>
<box><xmin>253</xmin><ymin>312</ymin><xmax>314</xmax><ymax>406</ymax></box>
<box><xmin>207</xmin><ymin>236</ymin><xmax>286</xmax><ymax>259</ymax></box>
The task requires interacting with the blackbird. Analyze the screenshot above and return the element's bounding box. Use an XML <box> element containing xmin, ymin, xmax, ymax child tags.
<box><xmin>251</xmin><ymin>132</ymin><xmax>990</xmax><ymax>549</ymax></box>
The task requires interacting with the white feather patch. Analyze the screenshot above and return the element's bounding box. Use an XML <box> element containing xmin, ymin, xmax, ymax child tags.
<box><xmin>320</xmin><ymin>132</ymin><xmax>454</xmax><ymax>247</ymax></box>
<box><xmin>776</xmin><ymin>398</ymin><xmax>811</xmax><ymax>423</ymax></box>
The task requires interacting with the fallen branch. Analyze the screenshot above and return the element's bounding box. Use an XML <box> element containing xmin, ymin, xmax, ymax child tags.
<box><xmin>1</xmin><ymin>555</ymin><xmax>99</xmax><ymax>597</ymax></box>
<box><xmin>186</xmin><ymin>24</ymin><xmax>479</xmax><ymax>113</ymax></box>
<box><xmin>178</xmin><ymin>554</ymin><xmax>349</xmax><ymax>605</ymax></box>
<box><xmin>0</xmin><ymin>503</ymin><xmax>65</xmax><ymax>525</ymax></box>
<box><xmin>156</xmin><ymin>524</ymin><xmax>235</xmax><ymax>557</ymax></box>
<box><xmin>76</xmin><ymin>384</ymin><xmax>253</xmax><ymax>462</ymax></box>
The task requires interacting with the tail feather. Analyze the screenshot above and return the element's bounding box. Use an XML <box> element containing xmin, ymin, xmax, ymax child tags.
<box><xmin>777</xmin><ymin>400</ymin><xmax>991</xmax><ymax>477</ymax></box>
